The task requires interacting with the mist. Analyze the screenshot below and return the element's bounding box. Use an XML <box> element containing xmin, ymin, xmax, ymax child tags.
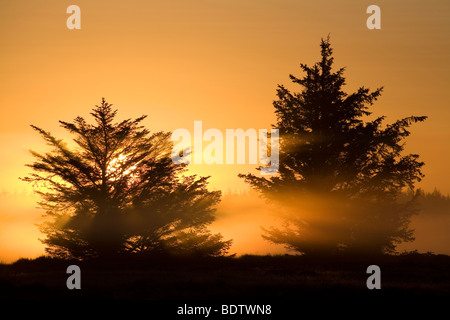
<box><xmin>0</xmin><ymin>191</ymin><xmax>44</xmax><ymax>263</ymax></box>
<box><xmin>1</xmin><ymin>188</ymin><xmax>449</xmax><ymax>263</ymax></box>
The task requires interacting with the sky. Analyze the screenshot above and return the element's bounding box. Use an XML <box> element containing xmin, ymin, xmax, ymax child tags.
<box><xmin>0</xmin><ymin>0</ymin><xmax>449</xmax><ymax>262</ymax></box>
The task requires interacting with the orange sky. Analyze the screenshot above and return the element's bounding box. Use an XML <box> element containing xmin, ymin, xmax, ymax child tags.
<box><xmin>1</xmin><ymin>0</ymin><xmax>449</xmax><ymax>262</ymax></box>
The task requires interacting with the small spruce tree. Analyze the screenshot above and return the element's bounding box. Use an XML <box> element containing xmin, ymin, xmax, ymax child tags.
<box><xmin>23</xmin><ymin>99</ymin><xmax>231</xmax><ymax>259</ymax></box>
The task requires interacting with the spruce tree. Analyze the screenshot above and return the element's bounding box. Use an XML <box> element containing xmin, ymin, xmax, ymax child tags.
<box><xmin>22</xmin><ymin>99</ymin><xmax>231</xmax><ymax>259</ymax></box>
<box><xmin>239</xmin><ymin>38</ymin><xmax>426</xmax><ymax>255</ymax></box>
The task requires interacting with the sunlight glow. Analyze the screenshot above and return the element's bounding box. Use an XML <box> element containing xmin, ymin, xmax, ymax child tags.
<box><xmin>107</xmin><ymin>154</ymin><xmax>138</xmax><ymax>181</ymax></box>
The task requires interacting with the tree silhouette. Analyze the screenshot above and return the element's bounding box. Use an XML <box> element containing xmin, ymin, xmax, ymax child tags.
<box><xmin>239</xmin><ymin>37</ymin><xmax>426</xmax><ymax>255</ymax></box>
<box><xmin>22</xmin><ymin>99</ymin><xmax>231</xmax><ymax>259</ymax></box>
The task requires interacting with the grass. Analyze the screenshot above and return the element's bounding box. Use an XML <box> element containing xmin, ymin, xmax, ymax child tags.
<box><xmin>1</xmin><ymin>253</ymin><xmax>449</xmax><ymax>301</ymax></box>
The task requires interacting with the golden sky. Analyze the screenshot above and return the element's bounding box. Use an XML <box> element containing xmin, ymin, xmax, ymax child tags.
<box><xmin>0</xmin><ymin>0</ymin><xmax>449</xmax><ymax>262</ymax></box>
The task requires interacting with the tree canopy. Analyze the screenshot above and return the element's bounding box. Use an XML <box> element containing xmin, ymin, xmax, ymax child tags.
<box><xmin>22</xmin><ymin>99</ymin><xmax>231</xmax><ymax>259</ymax></box>
<box><xmin>239</xmin><ymin>37</ymin><xmax>427</xmax><ymax>255</ymax></box>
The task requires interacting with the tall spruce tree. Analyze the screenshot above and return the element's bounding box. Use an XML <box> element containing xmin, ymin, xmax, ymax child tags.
<box><xmin>239</xmin><ymin>38</ymin><xmax>426</xmax><ymax>255</ymax></box>
<box><xmin>22</xmin><ymin>99</ymin><xmax>231</xmax><ymax>259</ymax></box>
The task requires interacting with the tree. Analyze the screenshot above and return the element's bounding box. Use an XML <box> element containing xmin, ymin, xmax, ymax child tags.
<box><xmin>22</xmin><ymin>98</ymin><xmax>231</xmax><ymax>259</ymax></box>
<box><xmin>239</xmin><ymin>37</ymin><xmax>426</xmax><ymax>255</ymax></box>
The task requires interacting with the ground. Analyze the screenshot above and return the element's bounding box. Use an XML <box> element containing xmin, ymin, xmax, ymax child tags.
<box><xmin>0</xmin><ymin>253</ymin><xmax>448</xmax><ymax>315</ymax></box>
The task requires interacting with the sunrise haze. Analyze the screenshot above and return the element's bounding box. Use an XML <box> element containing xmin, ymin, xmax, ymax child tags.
<box><xmin>1</xmin><ymin>0</ymin><xmax>449</xmax><ymax>262</ymax></box>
